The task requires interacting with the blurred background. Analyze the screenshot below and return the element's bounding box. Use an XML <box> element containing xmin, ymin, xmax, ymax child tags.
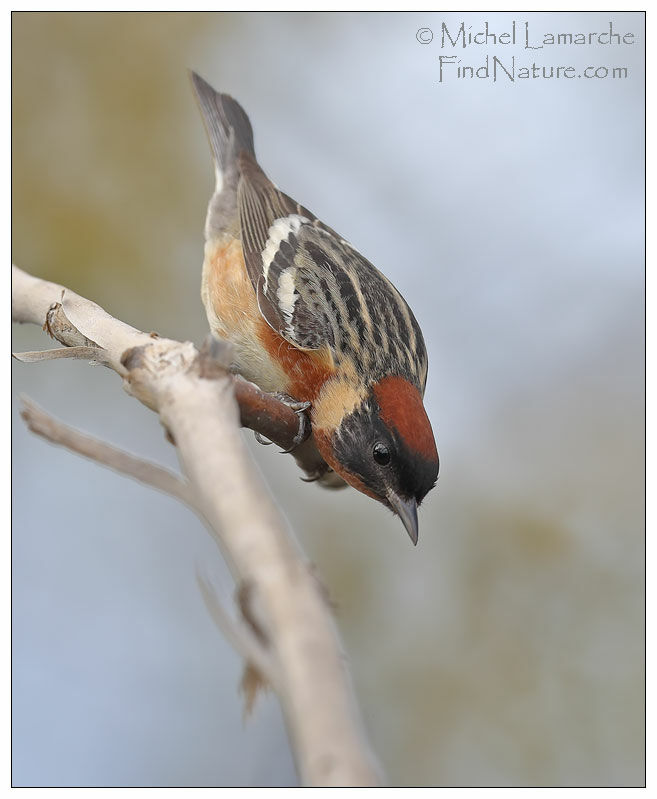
<box><xmin>12</xmin><ymin>11</ymin><xmax>644</xmax><ymax>787</ymax></box>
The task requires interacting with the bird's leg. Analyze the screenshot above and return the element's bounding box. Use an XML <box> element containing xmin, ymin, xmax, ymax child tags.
<box><xmin>249</xmin><ymin>395</ymin><xmax>312</xmax><ymax>452</ymax></box>
<box><xmin>274</xmin><ymin>395</ymin><xmax>312</xmax><ymax>453</ymax></box>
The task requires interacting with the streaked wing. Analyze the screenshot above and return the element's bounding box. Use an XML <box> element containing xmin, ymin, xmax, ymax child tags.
<box><xmin>236</xmin><ymin>151</ymin><xmax>428</xmax><ymax>390</ymax></box>
<box><xmin>237</xmin><ymin>151</ymin><xmax>337</xmax><ymax>349</ymax></box>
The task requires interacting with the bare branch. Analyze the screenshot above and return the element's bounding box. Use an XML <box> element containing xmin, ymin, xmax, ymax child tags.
<box><xmin>20</xmin><ymin>396</ymin><xmax>195</xmax><ymax>507</ymax></box>
<box><xmin>20</xmin><ymin>394</ymin><xmax>284</xmax><ymax>697</ymax></box>
<box><xmin>11</xmin><ymin>265</ymin><xmax>340</xmax><ymax>482</ymax></box>
<box><xmin>12</xmin><ymin>346</ymin><xmax>111</xmax><ymax>363</ymax></box>
<box><xmin>12</xmin><ymin>265</ymin><xmax>381</xmax><ymax>786</ymax></box>
<box><xmin>195</xmin><ymin>570</ymin><xmax>282</xmax><ymax>696</ymax></box>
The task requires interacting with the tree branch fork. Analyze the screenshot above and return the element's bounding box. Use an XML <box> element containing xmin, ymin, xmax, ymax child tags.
<box><xmin>12</xmin><ymin>264</ymin><xmax>381</xmax><ymax>787</ymax></box>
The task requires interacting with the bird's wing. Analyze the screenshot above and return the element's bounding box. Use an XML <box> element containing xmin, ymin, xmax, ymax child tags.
<box><xmin>236</xmin><ymin>151</ymin><xmax>345</xmax><ymax>351</ymax></box>
<box><xmin>237</xmin><ymin>151</ymin><xmax>428</xmax><ymax>388</ymax></box>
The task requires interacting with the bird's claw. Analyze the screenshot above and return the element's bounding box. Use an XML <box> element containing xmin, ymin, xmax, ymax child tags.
<box><xmin>275</xmin><ymin>396</ymin><xmax>311</xmax><ymax>453</ymax></box>
<box><xmin>251</xmin><ymin>397</ymin><xmax>312</xmax><ymax>452</ymax></box>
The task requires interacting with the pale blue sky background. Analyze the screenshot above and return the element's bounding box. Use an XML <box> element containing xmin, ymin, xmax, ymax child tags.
<box><xmin>12</xmin><ymin>11</ymin><xmax>644</xmax><ymax>787</ymax></box>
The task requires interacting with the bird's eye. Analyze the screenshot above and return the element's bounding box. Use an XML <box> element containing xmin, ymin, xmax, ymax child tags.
<box><xmin>372</xmin><ymin>442</ymin><xmax>391</xmax><ymax>466</ymax></box>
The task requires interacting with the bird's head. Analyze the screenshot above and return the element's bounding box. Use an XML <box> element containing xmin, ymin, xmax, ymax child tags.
<box><xmin>313</xmin><ymin>375</ymin><xmax>439</xmax><ymax>544</ymax></box>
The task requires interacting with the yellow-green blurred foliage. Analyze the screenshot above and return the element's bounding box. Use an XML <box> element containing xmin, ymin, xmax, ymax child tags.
<box><xmin>13</xmin><ymin>12</ymin><xmax>219</xmax><ymax>337</ymax></box>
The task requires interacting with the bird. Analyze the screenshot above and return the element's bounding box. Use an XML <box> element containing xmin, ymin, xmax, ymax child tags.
<box><xmin>191</xmin><ymin>72</ymin><xmax>438</xmax><ymax>544</ymax></box>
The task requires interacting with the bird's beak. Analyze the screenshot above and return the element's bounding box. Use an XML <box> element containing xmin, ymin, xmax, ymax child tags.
<box><xmin>387</xmin><ymin>491</ymin><xmax>419</xmax><ymax>545</ymax></box>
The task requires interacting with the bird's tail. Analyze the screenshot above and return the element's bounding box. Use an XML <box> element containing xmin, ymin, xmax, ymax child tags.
<box><xmin>191</xmin><ymin>71</ymin><xmax>256</xmax><ymax>239</ymax></box>
<box><xmin>191</xmin><ymin>71</ymin><xmax>255</xmax><ymax>176</ymax></box>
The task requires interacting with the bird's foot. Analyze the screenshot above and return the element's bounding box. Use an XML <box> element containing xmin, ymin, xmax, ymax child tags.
<box><xmin>275</xmin><ymin>395</ymin><xmax>312</xmax><ymax>453</ymax></box>
<box><xmin>250</xmin><ymin>395</ymin><xmax>312</xmax><ymax>452</ymax></box>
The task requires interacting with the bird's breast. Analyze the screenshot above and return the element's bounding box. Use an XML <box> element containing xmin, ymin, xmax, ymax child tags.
<box><xmin>202</xmin><ymin>234</ymin><xmax>337</xmax><ymax>398</ymax></box>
